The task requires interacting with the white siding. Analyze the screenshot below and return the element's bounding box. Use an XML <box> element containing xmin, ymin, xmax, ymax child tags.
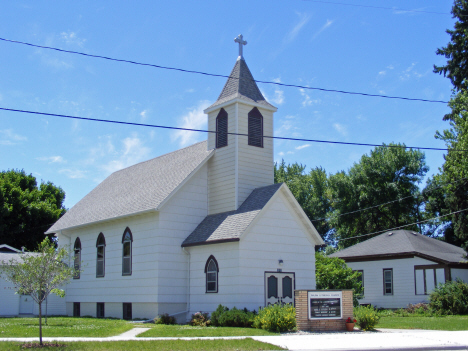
<box><xmin>239</xmin><ymin>193</ymin><xmax>316</xmax><ymax>310</ymax></box>
<box><xmin>347</xmin><ymin>257</ymin><xmax>438</xmax><ymax>308</ymax></box>
<box><xmin>0</xmin><ymin>278</ymin><xmax>19</xmax><ymax>316</ymax></box>
<box><xmin>451</xmin><ymin>268</ymin><xmax>468</xmax><ymax>282</ymax></box>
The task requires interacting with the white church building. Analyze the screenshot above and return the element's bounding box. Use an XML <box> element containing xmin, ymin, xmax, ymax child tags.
<box><xmin>46</xmin><ymin>36</ymin><xmax>324</xmax><ymax>321</ymax></box>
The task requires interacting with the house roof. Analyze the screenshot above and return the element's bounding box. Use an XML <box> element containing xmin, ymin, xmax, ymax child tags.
<box><xmin>182</xmin><ymin>183</ymin><xmax>282</xmax><ymax>247</ymax></box>
<box><xmin>0</xmin><ymin>244</ymin><xmax>21</xmax><ymax>253</ymax></box>
<box><xmin>206</xmin><ymin>58</ymin><xmax>276</xmax><ymax>111</ymax></box>
<box><xmin>46</xmin><ymin>141</ymin><xmax>214</xmax><ymax>233</ymax></box>
<box><xmin>329</xmin><ymin>229</ymin><xmax>468</xmax><ymax>264</ymax></box>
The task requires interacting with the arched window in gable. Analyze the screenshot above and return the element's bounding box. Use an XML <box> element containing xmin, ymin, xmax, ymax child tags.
<box><xmin>73</xmin><ymin>238</ymin><xmax>81</xmax><ymax>279</ymax></box>
<box><xmin>96</xmin><ymin>233</ymin><xmax>106</xmax><ymax>278</ymax></box>
<box><xmin>122</xmin><ymin>227</ymin><xmax>133</xmax><ymax>276</ymax></box>
<box><xmin>216</xmin><ymin>108</ymin><xmax>228</xmax><ymax>148</ymax></box>
<box><xmin>204</xmin><ymin>255</ymin><xmax>219</xmax><ymax>293</ymax></box>
<box><xmin>248</xmin><ymin>107</ymin><xmax>263</xmax><ymax>148</ymax></box>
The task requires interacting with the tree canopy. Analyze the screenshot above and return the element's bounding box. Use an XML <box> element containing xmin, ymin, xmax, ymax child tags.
<box><xmin>0</xmin><ymin>170</ymin><xmax>66</xmax><ymax>250</ymax></box>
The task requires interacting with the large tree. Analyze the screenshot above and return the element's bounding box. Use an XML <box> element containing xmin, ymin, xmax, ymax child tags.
<box><xmin>1</xmin><ymin>238</ymin><xmax>76</xmax><ymax>345</ymax></box>
<box><xmin>328</xmin><ymin>144</ymin><xmax>428</xmax><ymax>248</ymax></box>
<box><xmin>274</xmin><ymin>160</ymin><xmax>331</xmax><ymax>238</ymax></box>
<box><xmin>0</xmin><ymin>170</ymin><xmax>66</xmax><ymax>250</ymax></box>
<box><xmin>434</xmin><ymin>0</ymin><xmax>468</xmax><ymax>91</ymax></box>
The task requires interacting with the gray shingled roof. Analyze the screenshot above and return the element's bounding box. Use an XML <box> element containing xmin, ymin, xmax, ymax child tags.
<box><xmin>207</xmin><ymin>58</ymin><xmax>275</xmax><ymax>110</ymax></box>
<box><xmin>182</xmin><ymin>183</ymin><xmax>282</xmax><ymax>247</ymax></box>
<box><xmin>46</xmin><ymin>141</ymin><xmax>213</xmax><ymax>233</ymax></box>
<box><xmin>330</xmin><ymin>230</ymin><xmax>468</xmax><ymax>264</ymax></box>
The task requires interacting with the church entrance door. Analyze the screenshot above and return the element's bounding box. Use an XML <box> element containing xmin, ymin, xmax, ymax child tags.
<box><xmin>264</xmin><ymin>272</ymin><xmax>295</xmax><ymax>306</ymax></box>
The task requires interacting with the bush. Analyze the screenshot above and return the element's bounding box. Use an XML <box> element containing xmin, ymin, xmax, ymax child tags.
<box><xmin>211</xmin><ymin>304</ymin><xmax>229</xmax><ymax>327</ymax></box>
<box><xmin>218</xmin><ymin>307</ymin><xmax>256</xmax><ymax>328</ymax></box>
<box><xmin>253</xmin><ymin>304</ymin><xmax>296</xmax><ymax>332</ymax></box>
<box><xmin>190</xmin><ymin>312</ymin><xmax>211</xmax><ymax>327</ymax></box>
<box><xmin>429</xmin><ymin>279</ymin><xmax>468</xmax><ymax>315</ymax></box>
<box><xmin>154</xmin><ymin>313</ymin><xmax>176</xmax><ymax>325</ymax></box>
<box><xmin>354</xmin><ymin>305</ymin><xmax>380</xmax><ymax>331</ymax></box>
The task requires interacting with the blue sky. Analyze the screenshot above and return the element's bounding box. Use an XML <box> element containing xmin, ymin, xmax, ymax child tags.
<box><xmin>0</xmin><ymin>0</ymin><xmax>456</xmax><ymax>209</ymax></box>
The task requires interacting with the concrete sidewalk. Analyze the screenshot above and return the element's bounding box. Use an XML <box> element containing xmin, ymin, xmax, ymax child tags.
<box><xmin>2</xmin><ymin>328</ymin><xmax>468</xmax><ymax>350</ymax></box>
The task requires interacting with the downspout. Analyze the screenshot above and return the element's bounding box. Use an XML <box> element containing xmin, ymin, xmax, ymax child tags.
<box><xmin>182</xmin><ymin>247</ymin><xmax>191</xmax><ymax>319</ymax></box>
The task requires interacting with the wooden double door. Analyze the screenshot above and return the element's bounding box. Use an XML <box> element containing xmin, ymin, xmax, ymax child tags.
<box><xmin>264</xmin><ymin>272</ymin><xmax>295</xmax><ymax>306</ymax></box>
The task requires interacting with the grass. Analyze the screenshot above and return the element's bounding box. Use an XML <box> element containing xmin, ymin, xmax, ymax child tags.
<box><xmin>379</xmin><ymin>314</ymin><xmax>468</xmax><ymax>331</ymax></box>
<box><xmin>0</xmin><ymin>317</ymin><xmax>133</xmax><ymax>337</ymax></box>
<box><xmin>0</xmin><ymin>339</ymin><xmax>284</xmax><ymax>351</ymax></box>
<box><xmin>136</xmin><ymin>324</ymin><xmax>280</xmax><ymax>337</ymax></box>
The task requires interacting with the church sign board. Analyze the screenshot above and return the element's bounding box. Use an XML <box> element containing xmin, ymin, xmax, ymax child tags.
<box><xmin>308</xmin><ymin>291</ymin><xmax>342</xmax><ymax>319</ymax></box>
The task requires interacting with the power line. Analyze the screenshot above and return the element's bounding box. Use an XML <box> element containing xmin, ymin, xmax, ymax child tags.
<box><xmin>311</xmin><ymin>177</ymin><xmax>468</xmax><ymax>223</ymax></box>
<box><xmin>301</xmin><ymin>0</ymin><xmax>455</xmax><ymax>16</ymax></box>
<box><xmin>0</xmin><ymin>106</ymin><xmax>459</xmax><ymax>152</ymax></box>
<box><xmin>0</xmin><ymin>37</ymin><xmax>449</xmax><ymax>104</ymax></box>
<box><xmin>335</xmin><ymin>208</ymin><xmax>468</xmax><ymax>242</ymax></box>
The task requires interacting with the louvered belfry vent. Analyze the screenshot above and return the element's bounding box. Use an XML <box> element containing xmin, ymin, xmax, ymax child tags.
<box><xmin>248</xmin><ymin>107</ymin><xmax>263</xmax><ymax>147</ymax></box>
<box><xmin>216</xmin><ymin>109</ymin><xmax>228</xmax><ymax>148</ymax></box>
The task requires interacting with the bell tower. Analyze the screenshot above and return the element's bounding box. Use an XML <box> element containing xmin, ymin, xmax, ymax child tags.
<box><xmin>205</xmin><ymin>35</ymin><xmax>277</xmax><ymax>215</ymax></box>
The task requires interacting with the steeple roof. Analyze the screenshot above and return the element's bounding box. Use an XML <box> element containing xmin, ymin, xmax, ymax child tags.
<box><xmin>206</xmin><ymin>58</ymin><xmax>276</xmax><ymax>110</ymax></box>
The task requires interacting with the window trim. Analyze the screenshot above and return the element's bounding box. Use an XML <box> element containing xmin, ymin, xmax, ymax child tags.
<box><xmin>96</xmin><ymin>233</ymin><xmax>106</xmax><ymax>278</ymax></box>
<box><xmin>73</xmin><ymin>237</ymin><xmax>81</xmax><ymax>280</ymax></box>
<box><xmin>354</xmin><ymin>269</ymin><xmax>364</xmax><ymax>297</ymax></box>
<box><xmin>216</xmin><ymin>108</ymin><xmax>228</xmax><ymax>148</ymax></box>
<box><xmin>204</xmin><ymin>255</ymin><xmax>219</xmax><ymax>293</ymax></box>
<box><xmin>383</xmin><ymin>268</ymin><xmax>393</xmax><ymax>295</ymax></box>
<box><xmin>122</xmin><ymin>227</ymin><xmax>133</xmax><ymax>276</ymax></box>
<box><xmin>414</xmin><ymin>265</ymin><xmax>444</xmax><ymax>295</ymax></box>
<box><xmin>248</xmin><ymin>107</ymin><xmax>263</xmax><ymax>148</ymax></box>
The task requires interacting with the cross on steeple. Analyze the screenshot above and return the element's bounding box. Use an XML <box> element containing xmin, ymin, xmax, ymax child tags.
<box><xmin>234</xmin><ymin>34</ymin><xmax>247</xmax><ymax>59</ymax></box>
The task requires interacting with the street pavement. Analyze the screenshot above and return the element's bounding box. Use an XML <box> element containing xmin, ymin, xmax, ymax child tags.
<box><xmin>1</xmin><ymin>327</ymin><xmax>468</xmax><ymax>350</ymax></box>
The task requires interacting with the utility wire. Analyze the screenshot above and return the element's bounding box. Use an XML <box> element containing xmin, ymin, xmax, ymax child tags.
<box><xmin>335</xmin><ymin>208</ymin><xmax>468</xmax><ymax>242</ymax></box>
<box><xmin>301</xmin><ymin>0</ymin><xmax>456</xmax><ymax>16</ymax></box>
<box><xmin>0</xmin><ymin>106</ymin><xmax>459</xmax><ymax>152</ymax></box>
<box><xmin>311</xmin><ymin>177</ymin><xmax>468</xmax><ymax>223</ymax></box>
<box><xmin>0</xmin><ymin>37</ymin><xmax>449</xmax><ymax>104</ymax></box>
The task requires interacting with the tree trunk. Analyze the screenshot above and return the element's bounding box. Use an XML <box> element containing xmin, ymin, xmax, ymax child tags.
<box><xmin>39</xmin><ymin>302</ymin><xmax>42</xmax><ymax>346</ymax></box>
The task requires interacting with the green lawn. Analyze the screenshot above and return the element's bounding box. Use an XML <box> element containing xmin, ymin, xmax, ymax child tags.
<box><xmin>0</xmin><ymin>317</ymin><xmax>133</xmax><ymax>337</ymax></box>
<box><xmin>379</xmin><ymin>315</ymin><xmax>468</xmax><ymax>331</ymax></box>
<box><xmin>136</xmin><ymin>324</ymin><xmax>280</xmax><ymax>337</ymax></box>
<box><xmin>0</xmin><ymin>339</ymin><xmax>284</xmax><ymax>351</ymax></box>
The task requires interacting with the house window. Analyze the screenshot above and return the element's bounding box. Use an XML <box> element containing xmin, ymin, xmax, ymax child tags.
<box><xmin>205</xmin><ymin>255</ymin><xmax>219</xmax><ymax>293</ymax></box>
<box><xmin>96</xmin><ymin>233</ymin><xmax>106</xmax><ymax>278</ymax></box>
<box><xmin>415</xmin><ymin>267</ymin><xmax>445</xmax><ymax>295</ymax></box>
<box><xmin>216</xmin><ymin>108</ymin><xmax>228</xmax><ymax>148</ymax></box>
<box><xmin>248</xmin><ymin>107</ymin><xmax>263</xmax><ymax>147</ymax></box>
<box><xmin>96</xmin><ymin>302</ymin><xmax>105</xmax><ymax>318</ymax></box>
<box><xmin>73</xmin><ymin>238</ymin><xmax>81</xmax><ymax>279</ymax></box>
<box><xmin>123</xmin><ymin>303</ymin><xmax>132</xmax><ymax>320</ymax></box>
<box><xmin>383</xmin><ymin>269</ymin><xmax>393</xmax><ymax>295</ymax></box>
<box><xmin>354</xmin><ymin>270</ymin><xmax>364</xmax><ymax>296</ymax></box>
<box><xmin>122</xmin><ymin>228</ymin><xmax>133</xmax><ymax>276</ymax></box>
<box><xmin>73</xmin><ymin>302</ymin><xmax>80</xmax><ymax>317</ymax></box>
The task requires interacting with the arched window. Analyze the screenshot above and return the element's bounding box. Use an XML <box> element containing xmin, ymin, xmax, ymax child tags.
<box><xmin>248</xmin><ymin>107</ymin><xmax>263</xmax><ymax>147</ymax></box>
<box><xmin>73</xmin><ymin>238</ymin><xmax>81</xmax><ymax>279</ymax></box>
<box><xmin>204</xmin><ymin>255</ymin><xmax>219</xmax><ymax>293</ymax></box>
<box><xmin>96</xmin><ymin>233</ymin><xmax>106</xmax><ymax>278</ymax></box>
<box><xmin>216</xmin><ymin>108</ymin><xmax>228</xmax><ymax>148</ymax></box>
<box><xmin>122</xmin><ymin>227</ymin><xmax>133</xmax><ymax>276</ymax></box>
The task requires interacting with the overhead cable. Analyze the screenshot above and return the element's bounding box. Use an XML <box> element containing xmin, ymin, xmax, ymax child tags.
<box><xmin>0</xmin><ymin>106</ymin><xmax>459</xmax><ymax>152</ymax></box>
<box><xmin>0</xmin><ymin>37</ymin><xmax>449</xmax><ymax>104</ymax></box>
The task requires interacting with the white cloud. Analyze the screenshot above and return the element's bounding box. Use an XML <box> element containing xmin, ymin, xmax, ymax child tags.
<box><xmin>102</xmin><ymin>135</ymin><xmax>151</xmax><ymax>174</ymax></box>
<box><xmin>312</xmin><ymin>19</ymin><xmax>334</xmax><ymax>40</ymax></box>
<box><xmin>59</xmin><ymin>169</ymin><xmax>87</xmax><ymax>179</ymax></box>
<box><xmin>0</xmin><ymin>129</ymin><xmax>27</xmax><ymax>145</ymax></box>
<box><xmin>378</xmin><ymin>71</ymin><xmax>386</xmax><ymax>76</ymax></box>
<box><xmin>278</xmin><ymin>151</ymin><xmax>285</xmax><ymax>156</ymax></box>
<box><xmin>271</xmin><ymin>89</ymin><xmax>285</xmax><ymax>105</ymax></box>
<box><xmin>387</xmin><ymin>65</ymin><xmax>394</xmax><ymax>70</ymax></box>
<box><xmin>299</xmin><ymin>89</ymin><xmax>320</xmax><ymax>107</ymax></box>
<box><xmin>285</xmin><ymin>12</ymin><xmax>311</xmax><ymax>44</ymax></box>
<box><xmin>60</xmin><ymin>31</ymin><xmax>86</xmax><ymax>47</ymax></box>
<box><xmin>172</xmin><ymin>100</ymin><xmax>210</xmax><ymax>147</ymax></box>
<box><xmin>295</xmin><ymin>144</ymin><xmax>311</xmax><ymax>150</ymax></box>
<box><xmin>140</xmin><ymin>109</ymin><xmax>149</xmax><ymax>121</ymax></box>
<box><xmin>186</xmin><ymin>88</ymin><xmax>195</xmax><ymax>93</ymax></box>
<box><xmin>36</xmin><ymin>156</ymin><xmax>65</xmax><ymax>164</ymax></box>
<box><xmin>399</xmin><ymin>63</ymin><xmax>416</xmax><ymax>80</ymax></box>
<box><xmin>333</xmin><ymin>123</ymin><xmax>348</xmax><ymax>136</ymax></box>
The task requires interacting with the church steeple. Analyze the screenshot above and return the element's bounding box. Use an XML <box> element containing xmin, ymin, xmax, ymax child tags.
<box><xmin>205</xmin><ymin>35</ymin><xmax>277</xmax><ymax>215</ymax></box>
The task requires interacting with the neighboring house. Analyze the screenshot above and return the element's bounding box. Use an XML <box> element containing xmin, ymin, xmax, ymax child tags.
<box><xmin>45</xmin><ymin>44</ymin><xmax>325</xmax><ymax>321</ymax></box>
<box><xmin>330</xmin><ymin>230</ymin><xmax>468</xmax><ymax>308</ymax></box>
<box><xmin>0</xmin><ymin>244</ymin><xmax>66</xmax><ymax>317</ymax></box>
